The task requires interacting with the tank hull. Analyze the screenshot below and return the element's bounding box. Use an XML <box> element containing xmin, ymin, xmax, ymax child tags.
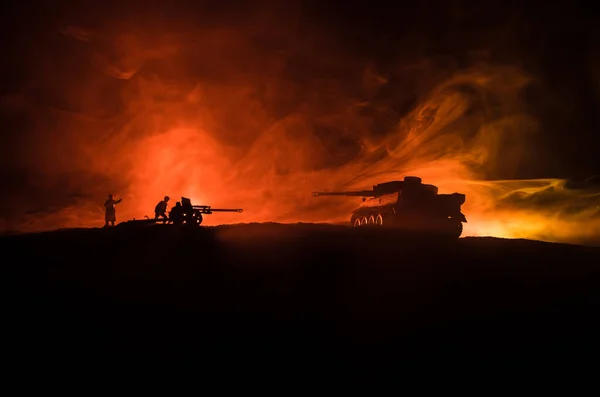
<box><xmin>350</xmin><ymin>193</ymin><xmax>467</xmax><ymax>238</ymax></box>
<box><xmin>350</xmin><ymin>209</ymin><xmax>465</xmax><ymax>238</ymax></box>
<box><xmin>313</xmin><ymin>176</ymin><xmax>467</xmax><ymax>239</ymax></box>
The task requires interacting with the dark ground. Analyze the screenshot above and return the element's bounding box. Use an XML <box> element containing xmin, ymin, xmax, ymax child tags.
<box><xmin>2</xmin><ymin>222</ymin><xmax>600</xmax><ymax>381</ymax></box>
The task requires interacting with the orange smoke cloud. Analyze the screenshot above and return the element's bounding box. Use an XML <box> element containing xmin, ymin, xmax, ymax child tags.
<box><xmin>2</xmin><ymin>14</ymin><xmax>599</xmax><ymax>247</ymax></box>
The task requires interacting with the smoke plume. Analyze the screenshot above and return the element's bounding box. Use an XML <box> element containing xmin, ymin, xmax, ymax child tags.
<box><xmin>1</xmin><ymin>4</ymin><xmax>599</xmax><ymax>246</ymax></box>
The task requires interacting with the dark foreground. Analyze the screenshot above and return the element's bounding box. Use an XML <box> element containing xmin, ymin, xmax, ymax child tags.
<box><xmin>2</xmin><ymin>222</ymin><xmax>600</xmax><ymax>379</ymax></box>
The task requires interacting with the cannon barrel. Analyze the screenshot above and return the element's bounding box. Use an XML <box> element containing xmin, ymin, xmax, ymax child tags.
<box><xmin>191</xmin><ymin>205</ymin><xmax>243</xmax><ymax>213</ymax></box>
<box><xmin>312</xmin><ymin>190</ymin><xmax>376</xmax><ymax>197</ymax></box>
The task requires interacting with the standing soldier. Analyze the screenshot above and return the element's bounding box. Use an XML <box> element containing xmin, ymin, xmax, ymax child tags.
<box><xmin>104</xmin><ymin>194</ymin><xmax>122</xmax><ymax>227</ymax></box>
<box><xmin>154</xmin><ymin>196</ymin><xmax>170</xmax><ymax>223</ymax></box>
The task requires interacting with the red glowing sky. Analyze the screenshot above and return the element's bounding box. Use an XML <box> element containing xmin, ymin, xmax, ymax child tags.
<box><xmin>0</xmin><ymin>2</ymin><xmax>599</xmax><ymax>246</ymax></box>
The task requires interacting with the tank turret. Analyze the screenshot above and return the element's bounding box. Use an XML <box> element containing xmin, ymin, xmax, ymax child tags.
<box><xmin>312</xmin><ymin>176</ymin><xmax>467</xmax><ymax>238</ymax></box>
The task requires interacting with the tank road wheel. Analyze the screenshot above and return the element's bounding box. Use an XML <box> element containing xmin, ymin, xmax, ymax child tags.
<box><xmin>368</xmin><ymin>215</ymin><xmax>375</xmax><ymax>224</ymax></box>
<box><xmin>351</xmin><ymin>215</ymin><xmax>361</xmax><ymax>228</ymax></box>
<box><xmin>375</xmin><ymin>214</ymin><xmax>384</xmax><ymax>226</ymax></box>
<box><xmin>452</xmin><ymin>222</ymin><xmax>463</xmax><ymax>238</ymax></box>
<box><xmin>360</xmin><ymin>217</ymin><xmax>368</xmax><ymax>226</ymax></box>
<box><xmin>442</xmin><ymin>220</ymin><xmax>463</xmax><ymax>238</ymax></box>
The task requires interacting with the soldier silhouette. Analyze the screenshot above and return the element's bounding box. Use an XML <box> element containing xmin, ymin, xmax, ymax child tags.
<box><xmin>169</xmin><ymin>201</ymin><xmax>184</xmax><ymax>225</ymax></box>
<box><xmin>104</xmin><ymin>194</ymin><xmax>122</xmax><ymax>227</ymax></box>
<box><xmin>154</xmin><ymin>196</ymin><xmax>170</xmax><ymax>223</ymax></box>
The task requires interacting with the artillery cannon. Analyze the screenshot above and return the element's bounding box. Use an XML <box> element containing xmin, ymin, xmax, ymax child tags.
<box><xmin>176</xmin><ymin>197</ymin><xmax>243</xmax><ymax>226</ymax></box>
<box><xmin>312</xmin><ymin>176</ymin><xmax>467</xmax><ymax>238</ymax></box>
<box><xmin>117</xmin><ymin>197</ymin><xmax>243</xmax><ymax>228</ymax></box>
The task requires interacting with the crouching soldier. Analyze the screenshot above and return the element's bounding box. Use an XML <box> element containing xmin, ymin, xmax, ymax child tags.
<box><xmin>154</xmin><ymin>196</ymin><xmax>170</xmax><ymax>223</ymax></box>
<box><xmin>169</xmin><ymin>201</ymin><xmax>184</xmax><ymax>225</ymax></box>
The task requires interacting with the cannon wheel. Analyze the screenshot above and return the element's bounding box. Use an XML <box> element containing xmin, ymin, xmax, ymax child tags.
<box><xmin>185</xmin><ymin>211</ymin><xmax>203</xmax><ymax>226</ymax></box>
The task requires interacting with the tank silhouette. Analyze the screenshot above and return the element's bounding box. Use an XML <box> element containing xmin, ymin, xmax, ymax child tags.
<box><xmin>312</xmin><ymin>176</ymin><xmax>467</xmax><ymax>238</ymax></box>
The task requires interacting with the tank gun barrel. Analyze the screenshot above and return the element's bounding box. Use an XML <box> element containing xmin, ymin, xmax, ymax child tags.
<box><xmin>312</xmin><ymin>190</ymin><xmax>376</xmax><ymax>197</ymax></box>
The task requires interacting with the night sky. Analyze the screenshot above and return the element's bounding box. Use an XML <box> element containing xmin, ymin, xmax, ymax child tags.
<box><xmin>0</xmin><ymin>0</ymin><xmax>598</xmax><ymax>232</ymax></box>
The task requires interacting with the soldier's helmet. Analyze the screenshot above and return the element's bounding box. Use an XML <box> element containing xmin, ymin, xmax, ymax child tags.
<box><xmin>164</xmin><ymin>196</ymin><xmax>170</xmax><ymax>201</ymax></box>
